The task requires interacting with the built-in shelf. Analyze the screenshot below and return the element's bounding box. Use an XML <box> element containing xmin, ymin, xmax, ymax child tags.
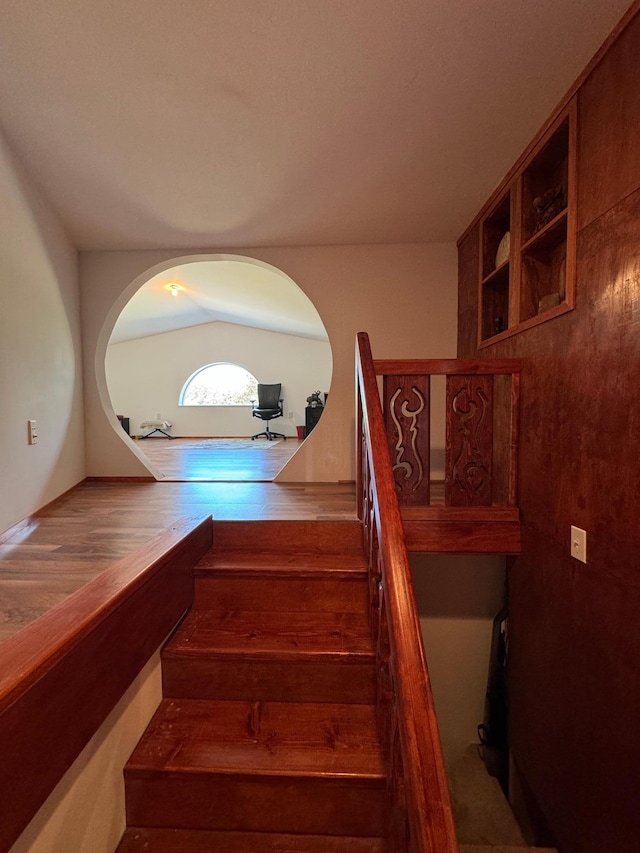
<box><xmin>481</xmin><ymin>257</ymin><xmax>510</xmax><ymax>286</ymax></box>
<box><xmin>478</xmin><ymin>100</ymin><xmax>576</xmax><ymax>347</ymax></box>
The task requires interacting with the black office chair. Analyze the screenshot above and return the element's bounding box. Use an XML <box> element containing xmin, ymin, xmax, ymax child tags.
<box><xmin>251</xmin><ymin>383</ymin><xmax>287</xmax><ymax>441</ymax></box>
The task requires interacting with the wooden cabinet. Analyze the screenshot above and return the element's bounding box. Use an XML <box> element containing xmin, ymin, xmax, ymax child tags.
<box><xmin>478</xmin><ymin>99</ymin><xmax>577</xmax><ymax>346</ymax></box>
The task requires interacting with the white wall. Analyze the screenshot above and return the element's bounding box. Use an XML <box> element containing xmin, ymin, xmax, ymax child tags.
<box><xmin>0</xmin><ymin>131</ymin><xmax>84</xmax><ymax>536</ymax></box>
<box><xmin>81</xmin><ymin>243</ymin><xmax>458</xmax><ymax>480</ymax></box>
<box><xmin>9</xmin><ymin>651</ymin><xmax>162</xmax><ymax>853</ymax></box>
<box><xmin>410</xmin><ymin>554</ymin><xmax>506</xmax><ymax>769</ymax></box>
<box><xmin>105</xmin><ymin>321</ymin><xmax>332</xmax><ymax>438</ymax></box>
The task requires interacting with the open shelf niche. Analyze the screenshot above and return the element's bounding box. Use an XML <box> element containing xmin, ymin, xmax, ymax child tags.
<box><xmin>480</xmin><ymin>191</ymin><xmax>511</xmax><ymax>341</ymax></box>
<box><xmin>478</xmin><ymin>100</ymin><xmax>576</xmax><ymax>347</ymax></box>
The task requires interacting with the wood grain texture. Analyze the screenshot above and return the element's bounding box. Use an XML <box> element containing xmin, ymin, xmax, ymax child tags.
<box><xmin>456</xmin><ymin>15</ymin><xmax>640</xmax><ymax>850</ymax></box>
<box><xmin>445</xmin><ymin>375</ymin><xmax>493</xmax><ymax>506</ymax></box>
<box><xmin>577</xmin><ymin>10</ymin><xmax>640</xmax><ymax>230</ymax></box>
<box><xmin>374</xmin><ymin>359</ymin><xmax>520</xmax><ymax>375</ymax></box>
<box><xmin>195</xmin><ymin>576</ymin><xmax>368</xmax><ymax>614</ymax></box>
<box><xmin>209</xmin><ymin>519</ymin><xmax>363</xmax><ymax>552</ymax></box>
<box><xmin>127</xmin><ymin>698</ymin><xmax>385</xmax><ymax>777</ymax></box>
<box><xmin>125</xmin><ymin>698</ymin><xmax>388</xmax><ymax>836</ymax></box>
<box><xmin>162</xmin><ymin>609</ymin><xmax>376</xmax><ymax>703</ymax></box>
<box><xmin>401</xmin><ymin>518</ymin><xmax>521</xmax><ymax>556</ymax></box>
<box><xmin>0</xmin><ymin>483</ymin><xmax>357</xmax><ymax>644</ymax></box>
<box><xmin>125</xmin><ymin>771</ymin><xmax>388</xmax><ymax>838</ymax></box>
<box><xmin>383</xmin><ymin>374</ymin><xmax>431</xmax><ymax>505</ymax></box>
<box><xmin>117</xmin><ymin>827</ymin><xmax>388</xmax><ymax>852</ymax></box>
<box><xmin>0</xmin><ymin>516</ymin><xmax>212</xmax><ymax>853</ymax></box>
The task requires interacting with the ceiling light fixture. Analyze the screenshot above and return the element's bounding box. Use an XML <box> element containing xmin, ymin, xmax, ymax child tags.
<box><xmin>168</xmin><ymin>283</ymin><xmax>181</xmax><ymax>296</ymax></box>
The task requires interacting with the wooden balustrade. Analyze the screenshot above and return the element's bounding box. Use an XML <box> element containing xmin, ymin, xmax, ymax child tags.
<box><xmin>356</xmin><ymin>332</ymin><xmax>459</xmax><ymax>853</ymax></box>
<box><xmin>374</xmin><ymin>358</ymin><xmax>521</xmax><ymax>509</ymax></box>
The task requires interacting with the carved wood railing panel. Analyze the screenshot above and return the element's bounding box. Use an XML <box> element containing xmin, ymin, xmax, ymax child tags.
<box><xmin>373</xmin><ymin>358</ymin><xmax>521</xmax><ymax>509</ymax></box>
<box><xmin>384</xmin><ymin>375</ymin><xmax>431</xmax><ymax>505</ymax></box>
<box><xmin>356</xmin><ymin>333</ymin><xmax>459</xmax><ymax>853</ymax></box>
<box><xmin>445</xmin><ymin>374</ymin><xmax>494</xmax><ymax>506</ymax></box>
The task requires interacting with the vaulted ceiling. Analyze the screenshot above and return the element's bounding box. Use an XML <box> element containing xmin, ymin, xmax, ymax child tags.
<box><xmin>109</xmin><ymin>258</ymin><xmax>328</xmax><ymax>343</ymax></box>
<box><xmin>0</xmin><ymin>0</ymin><xmax>631</xmax><ymax>251</ymax></box>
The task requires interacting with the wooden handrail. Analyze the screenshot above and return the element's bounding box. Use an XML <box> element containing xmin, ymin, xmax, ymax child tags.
<box><xmin>356</xmin><ymin>332</ymin><xmax>459</xmax><ymax>853</ymax></box>
<box><xmin>0</xmin><ymin>515</ymin><xmax>212</xmax><ymax>853</ymax></box>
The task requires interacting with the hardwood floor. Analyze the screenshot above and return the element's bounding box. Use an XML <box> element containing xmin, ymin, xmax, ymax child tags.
<box><xmin>0</xmin><ymin>479</ymin><xmax>356</xmax><ymax>644</ymax></box>
<box><xmin>137</xmin><ymin>437</ymin><xmax>300</xmax><ymax>481</ymax></box>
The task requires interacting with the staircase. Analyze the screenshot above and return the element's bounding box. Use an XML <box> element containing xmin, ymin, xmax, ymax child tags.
<box><xmin>115</xmin><ymin>517</ymin><xmax>554</xmax><ymax>852</ymax></box>
<box><xmin>116</xmin><ymin>520</ymin><xmax>390</xmax><ymax>852</ymax></box>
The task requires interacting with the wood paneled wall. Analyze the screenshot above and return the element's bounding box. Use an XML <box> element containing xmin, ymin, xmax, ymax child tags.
<box><xmin>456</xmin><ymin>8</ymin><xmax>640</xmax><ymax>852</ymax></box>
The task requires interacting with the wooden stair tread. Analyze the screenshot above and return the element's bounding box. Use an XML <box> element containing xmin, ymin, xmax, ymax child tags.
<box><xmin>117</xmin><ymin>828</ymin><xmax>387</xmax><ymax>852</ymax></box>
<box><xmin>163</xmin><ymin>610</ymin><xmax>375</xmax><ymax>660</ymax></box>
<box><xmin>197</xmin><ymin>549</ymin><xmax>368</xmax><ymax>578</ymax></box>
<box><xmin>126</xmin><ymin>698</ymin><xmax>385</xmax><ymax>780</ymax></box>
<box><xmin>460</xmin><ymin>847</ymin><xmax>558</xmax><ymax>852</ymax></box>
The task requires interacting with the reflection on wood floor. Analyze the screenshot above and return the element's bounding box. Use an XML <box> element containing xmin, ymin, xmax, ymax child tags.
<box><xmin>137</xmin><ymin>437</ymin><xmax>301</xmax><ymax>481</ymax></box>
<box><xmin>0</xmin><ymin>479</ymin><xmax>356</xmax><ymax>644</ymax></box>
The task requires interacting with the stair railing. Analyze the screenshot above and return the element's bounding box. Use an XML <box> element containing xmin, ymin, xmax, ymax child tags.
<box><xmin>355</xmin><ymin>332</ymin><xmax>459</xmax><ymax>853</ymax></box>
<box><xmin>374</xmin><ymin>356</ymin><xmax>521</xmax><ymax>509</ymax></box>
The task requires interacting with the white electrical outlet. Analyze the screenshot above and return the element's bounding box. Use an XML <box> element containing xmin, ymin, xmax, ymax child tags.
<box><xmin>570</xmin><ymin>525</ymin><xmax>587</xmax><ymax>563</ymax></box>
<box><xmin>288</xmin><ymin>411</ymin><xmax>293</xmax><ymax>419</ymax></box>
<box><xmin>28</xmin><ymin>419</ymin><xmax>38</xmax><ymax>445</ymax></box>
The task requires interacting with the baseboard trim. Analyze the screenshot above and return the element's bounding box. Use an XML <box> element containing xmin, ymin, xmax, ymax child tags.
<box><xmin>84</xmin><ymin>476</ymin><xmax>156</xmax><ymax>483</ymax></box>
<box><xmin>0</xmin><ymin>478</ymin><xmax>88</xmax><ymax>544</ymax></box>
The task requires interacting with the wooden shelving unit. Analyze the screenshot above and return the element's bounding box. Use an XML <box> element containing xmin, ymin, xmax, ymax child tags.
<box><xmin>478</xmin><ymin>100</ymin><xmax>577</xmax><ymax>346</ymax></box>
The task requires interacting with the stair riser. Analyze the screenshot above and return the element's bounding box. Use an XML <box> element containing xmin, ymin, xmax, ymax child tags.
<box><xmin>118</xmin><ymin>827</ymin><xmax>388</xmax><ymax>852</ymax></box>
<box><xmin>194</xmin><ymin>578</ymin><xmax>368</xmax><ymax>613</ymax></box>
<box><xmin>210</xmin><ymin>521</ymin><xmax>363</xmax><ymax>553</ymax></box>
<box><xmin>125</xmin><ymin>773</ymin><xmax>388</xmax><ymax>837</ymax></box>
<box><xmin>162</xmin><ymin>658</ymin><xmax>376</xmax><ymax>704</ymax></box>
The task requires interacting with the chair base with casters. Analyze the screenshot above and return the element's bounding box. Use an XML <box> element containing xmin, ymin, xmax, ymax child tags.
<box><xmin>251</xmin><ymin>423</ymin><xmax>287</xmax><ymax>441</ymax></box>
<box><xmin>250</xmin><ymin>383</ymin><xmax>287</xmax><ymax>441</ymax></box>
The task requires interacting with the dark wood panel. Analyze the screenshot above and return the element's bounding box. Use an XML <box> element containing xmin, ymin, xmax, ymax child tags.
<box><xmin>194</xmin><ymin>576</ymin><xmax>368</xmax><ymax>614</ymax></box>
<box><xmin>578</xmin><ymin>10</ymin><xmax>640</xmax><ymax>230</ymax></box>
<box><xmin>402</xmin><ymin>519</ymin><xmax>521</xmax><ymax>555</ymax></box>
<box><xmin>445</xmin><ymin>375</ymin><xmax>494</xmax><ymax>506</ymax></box>
<box><xmin>125</xmin><ymin>697</ymin><xmax>388</xmax><ymax>837</ymax></box>
<box><xmin>374</xmin><ymin>358</ymin><xmax>520</xmax><ymax>375</ymax></box>
<box><xmin>163</xmin><ymin>656</ymin><xmax>377</xmax><ymax>704</ymax></box>
<box><xmin>383</xmin><ymin>374</ymin><xmax>431</xmax><ymax>505</ymax></box>
<box><xmin>125</xmin><ymin>773</ymin><xmax>388</xmax><ymax>837</ymax></box>
<box><xmin>210</xmin><ymin>519</ymin><xmax>363</xmax><ymax>552</ymax></box>
<box><xmin>456</xmin><ymin>19</ymin><xmax>640</xmax><ymax>844</ymax></box>
<box><xmin>458</xmin><ymin>229</ymin><xmax>480</xmax><ymax>357</ymax></box>
<box><xmin>127</xmin><ymin>698</ymin><xmax>384</xmax><ymax>777</ymax></box>
<box><xmin>0</xmin><ymin>517</ymin><xmax>212</xmax><ymax>853</ymax></box>
<box><xmin>116</xmin><ymin>828</ymin><xmax>388</xmax><ymax>853</ymax></box>
<box><xmin>458</xmin><ymin>223</ymin><xmax>480</xmax><ymax>315</ymax></box>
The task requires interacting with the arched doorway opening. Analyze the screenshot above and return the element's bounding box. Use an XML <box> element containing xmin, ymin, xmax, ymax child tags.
<box><xmin>103</xmin><ymin>255</ymin><xmax>332</xmax><ymax>481</ymax></box>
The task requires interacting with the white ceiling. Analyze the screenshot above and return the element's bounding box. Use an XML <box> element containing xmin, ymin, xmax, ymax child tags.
<box><xmin>0</xmin><ymin>0</ymin><xmax>631</xmax><ymax>251</ymax></box>
<box><xmin>109</xmin><ymin>259</ymin><xmax>328</xmax><ymax>343</ymax></box>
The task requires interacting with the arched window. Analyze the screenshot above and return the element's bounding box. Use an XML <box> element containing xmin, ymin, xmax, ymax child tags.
<box><xmin>179</xmin><ymin>362</ymin><xmax>259</xmax><ymax>406</ymax></box>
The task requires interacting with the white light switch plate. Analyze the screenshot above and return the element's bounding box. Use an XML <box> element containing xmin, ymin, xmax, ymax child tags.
<box><xmin>571</xmin><ymin>525</ymin><xmax>587</xmax><ymax>563</ymax></box>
